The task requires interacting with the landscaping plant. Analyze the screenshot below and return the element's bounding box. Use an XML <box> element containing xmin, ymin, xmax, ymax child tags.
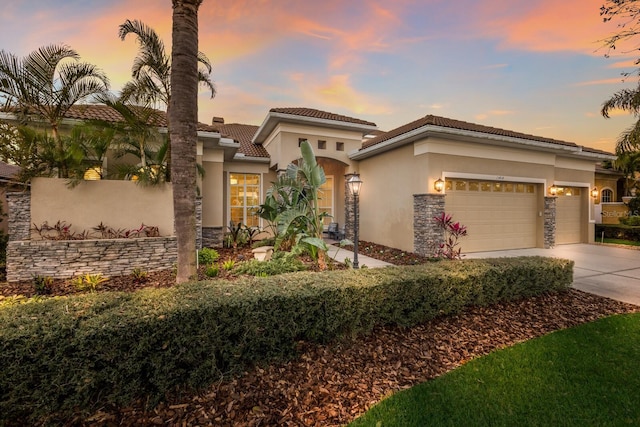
<box><xmin>433</xmin><ymin>212</ymin><xmax>468</xmax><ymax>259</ymax></box>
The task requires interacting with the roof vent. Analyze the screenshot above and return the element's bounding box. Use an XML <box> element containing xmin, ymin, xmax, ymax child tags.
<box><xmin>212</xmin><ymin>116</ymin><xmax>225</xmax><ymax>124</ymax></box>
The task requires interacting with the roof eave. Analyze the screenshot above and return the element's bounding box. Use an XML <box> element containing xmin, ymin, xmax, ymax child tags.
<box><xmin>252</xmin><ymin>111</ymin><xmax>378</xmax><ymax>144</ymax></box>
<box><xmin>350</xmin><ymin>125</ymin><xmax>613</xmax><ymax>161</ymax></box>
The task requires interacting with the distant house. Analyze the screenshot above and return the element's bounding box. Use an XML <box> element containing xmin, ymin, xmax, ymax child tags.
<box><xmin>0</xmin><ymin>105</ymin><xmax>615</xmax><ymax>254</ymax></box>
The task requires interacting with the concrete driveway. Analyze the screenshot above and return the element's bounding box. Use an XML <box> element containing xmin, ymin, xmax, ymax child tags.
<box><xmin>466</xmin><ymin>244</ymin><xmax>640</xmax><ymax>306</ymax></box>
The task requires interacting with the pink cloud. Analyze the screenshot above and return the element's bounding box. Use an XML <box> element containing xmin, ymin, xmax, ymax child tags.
<box><xmin>471</xmin><ymin>0</ymin><xmax>621</xmax><ymax>54</ymax></box>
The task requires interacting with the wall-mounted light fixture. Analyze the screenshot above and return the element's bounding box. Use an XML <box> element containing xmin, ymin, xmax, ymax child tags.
<box><xmin>591</xmin><ymin>187</ymin><xmax>599</xmax><ymax>199</ymax></box>
<box><xmin>549</xmin><ymin>184</ymin><xmax>558</xmax><ymax>196</ymax></box>
<box><xmin>434</xmin><ymin>178</ymin><xmax>444</xmax><ymax>193</ymax></box>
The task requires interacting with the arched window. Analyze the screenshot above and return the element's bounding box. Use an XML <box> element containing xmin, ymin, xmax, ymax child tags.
<box><xmin>601</xmin><ymin>188</ymin><xmax>613</xmax><ymax>203</ymax></box>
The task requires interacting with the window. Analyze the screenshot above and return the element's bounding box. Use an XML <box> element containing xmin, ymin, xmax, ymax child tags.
<box><xmin>318</xmin><ymin>176</ymin><xmax>334</xmax><ymax>227</ymax></box>
<box><xmin>318</xmin><ymin>140</ymin><xmax>326</xmax><ymax>149</ymax></box>
<box><xmin>336</xmin><ymin>142</ymin><xmax>344</xmax><ymax>151</ymax></box>
<box><xmin>229</xmin><ymin>173</ymin><xmax>260</xmax><ymax>227</ymax></box>
<box><xmin>601</xmin><ymin>188</ymin><xmax>613</xmax><ymax>203</ymax></box>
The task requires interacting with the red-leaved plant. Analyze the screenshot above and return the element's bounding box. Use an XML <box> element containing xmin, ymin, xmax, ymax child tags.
<box><xmin>433</xmin><ymin>212</ymin><xmax>468</xmax><ymax>260</ymax></box>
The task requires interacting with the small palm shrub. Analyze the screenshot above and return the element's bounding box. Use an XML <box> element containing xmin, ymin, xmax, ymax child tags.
<box><xmin>198</xmin><ymin>248</ymin><xmax>220</xmax><ymax>265</ymax></box>
<box><xmin>205</xmin><ymin>265</ymin><xmax>219</xmax><ymax>278</ymax></box>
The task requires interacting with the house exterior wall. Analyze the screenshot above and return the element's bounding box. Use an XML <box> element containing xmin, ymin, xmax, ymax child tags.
<box><xmin>358</xmin><ymin>136</ymin><xmax>600</xmax><ymax>252</ymax></box>
<box><xmin>358</xmin><ymin>144</ymin><xmax>418</xmax><ymax>252</ymax></box>
<box><xmin>263</xmin><ymin>123</ymin><xmax>361</xmax><ymax>171</ymax></box>
<box><xmin>30</xmin><ymin>178</ymin><xmax>174</xmax><ymax>238</ymax></box>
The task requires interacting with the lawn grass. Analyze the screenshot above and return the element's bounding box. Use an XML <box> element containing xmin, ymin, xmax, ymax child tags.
<box><xmin>601</xmin><ymin>238</ymin><xmax>640</xmax><ymax>247</ymax></box>
<box><xmin>350</xmin><ymin>313</ymin><xmax>640</xmax><ymax>427</ymax></box>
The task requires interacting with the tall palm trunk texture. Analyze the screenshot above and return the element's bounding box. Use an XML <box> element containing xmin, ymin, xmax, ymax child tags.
<box><xmin>169</xmin><ymin>0</ymin><xmax>203</xmax><ymax>283</ymax></box>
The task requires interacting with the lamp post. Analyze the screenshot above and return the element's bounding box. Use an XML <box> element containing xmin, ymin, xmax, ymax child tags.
<box><xmin>347</xmin><ymin>174</ymin><xmax>363</xmax><ymax>269</ymax></box>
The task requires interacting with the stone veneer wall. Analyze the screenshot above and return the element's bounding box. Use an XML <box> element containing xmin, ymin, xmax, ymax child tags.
<box><xmin>344</xmin><ymin>174</ymin><xmax>358</xmax><ymax>242</ymax></box>
<box><xmin>413</xmin><ymin>193</ymin><xmax>446</xmax><ymax>257</ymax></box>
<box><xmin>6</xmin><ymin>237</ymin><xmax>177</xmax><ymax>282</ymax></box>
<box><xmin>544</xmin><ymin>196</ymin><xmax>556</xmax><ymax>249</ymax></box>
<box><xmin>6</xmin><ymin>192</ymin><xmax>30</xmax><ymax>241</ymax></box>
<box><xmin>202</xmin><ymin>226</ymin><xmax>224</xmax><ymax>248</ymax></box>
<box><xmin>196</xmin><ymin>197</ymin><xmax>202</xmax><ymax>250</ymax></box>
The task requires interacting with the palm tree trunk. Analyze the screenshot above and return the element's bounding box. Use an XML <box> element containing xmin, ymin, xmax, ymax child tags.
<box><xmin>169</xmin><ymin>0</ymin><xmax>202</xmax><ymax>283</ymax></box>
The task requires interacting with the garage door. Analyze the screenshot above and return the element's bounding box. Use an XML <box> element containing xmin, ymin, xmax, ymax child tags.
<box><xmin>556</xmin><ymin>187</ymin><xmax>583</xmax><ymax>244</ymax></box>
<box><xmin>445</xmin><ymin>179</ymin><xmax>538</xmax><ymax>252</ymax></box>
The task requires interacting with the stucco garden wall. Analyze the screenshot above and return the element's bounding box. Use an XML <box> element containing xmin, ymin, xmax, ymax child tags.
<box><xmin>30</xmin><ymin>178</ymin><xmax>174</xmax><ymax>237</ymax></box>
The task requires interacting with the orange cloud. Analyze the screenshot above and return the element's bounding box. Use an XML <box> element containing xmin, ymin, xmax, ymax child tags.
<box><xmin>288</xmin><ymin>73</ymin><xmax>392</xmax><ymax>116</ymax></box>
<box><xmin>475</xmin><ymin>109</ymin><xmax>514</xmax><ymax>121</ymax></box>
<box><xmin>574</xmin><ymin>78</ymin><xmax>632</xmax><ymax>86</ymax></box>
<box><xmin>473</xmin><ymin>0</ymin><xmax>620</xmax><ymax>54</ymax></box>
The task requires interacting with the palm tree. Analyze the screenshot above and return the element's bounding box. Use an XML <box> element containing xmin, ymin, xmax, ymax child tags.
<box><xmin>601</xmin><ymin>85</ymin><xmax>640</xmax><ymax>153</ymax></box>
<box><xmin>118</xmin><ymin>18</ymin><xmax>215</xmax><ymax>181</ymax></box>
<box><xmin>0</xmin><ymin>44</ymin><xmax>109</xmax><ymax>177</ymax></box>
<box><xmin>169</xmin><ymin>0</ymin><xmax>204</xmax><ymax>283</ymax></box>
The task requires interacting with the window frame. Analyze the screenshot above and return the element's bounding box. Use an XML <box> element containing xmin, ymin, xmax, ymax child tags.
<box><xmin>228</xmin><ymin>172</ymin><xmax>261</xmax><ymax>227</ymax></box>
<box><xmin>601</xmin><ymin>188</ymin><xmax>614</xmax><ymax>203</ymax></box>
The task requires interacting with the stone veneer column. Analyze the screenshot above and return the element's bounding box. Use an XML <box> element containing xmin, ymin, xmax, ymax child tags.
<box><xmin>544</xmin><ymin>196</ymin><xmax>556</xmax><ymax>248</ymax></box>
<box><xmin>6</xmin><ymin>192</ymin><xmax>31</xmax><ymax>241</ymax></box>
<box><xmin>413</xmin><ymin>193</ymin><xmax>446</xmax><ymax>257</ymax></box>
<box><xmin>202</xmin><ymin>227</ymin><xmax>224</xmax><ymax>248</ymax></box>
<box><xmin>195</xmin><ymin>197</ymin><xmax>202</xmax><ymax>250</ymax></box>
<box><xmin>344</xmin><ymin>173</ymin><xmax>358</xmax><ymax>241</ymax></box>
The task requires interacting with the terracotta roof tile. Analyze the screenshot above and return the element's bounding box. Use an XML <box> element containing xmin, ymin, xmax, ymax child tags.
<box><xmin>218</xmin><ymin>123</ymin><xmax>269</xmax><ymax>158</ymax></box>
<box><xmin>0</xmin><ymin>160</ymin><xmax>20</xmax><ymax>180</ymax></box>
<box><xmin>270</xmin><ymin>107</ymin><xmax>377</xmax><ymax>127</ymax></box>
<box><xmin>63</xmin><ymin>104</ymin><xmax>220</xmax><ymax>133</ymax></box>
<box><xmin>361</xmin><ymin>114</ymin><xmax>581</xmax><ymax>150</ymax></box>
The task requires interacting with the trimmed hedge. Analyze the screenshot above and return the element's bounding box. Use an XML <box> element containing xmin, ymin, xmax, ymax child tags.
<box><xmin>595</xmin><ymin>224</ymin><xmax>640</xmax><ymax>241</ymax></box>
<box><xmin>0</xmin><ymin>256</ymin><xmax>573</xmax><ymax>423</ymax></box>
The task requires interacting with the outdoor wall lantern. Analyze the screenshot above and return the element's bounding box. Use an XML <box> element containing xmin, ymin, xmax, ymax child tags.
<box><xmin>591</xmin><ymin>187</ymin><xmax>599</xmax><ymax>199</ymax></box>
<box><xmin>347</xmin><ymin>173</ymin><xmax>363</xmax><ymax>269</ymax></box>
<box><xmin>434</xmin><ymin>178</ymin><xmax>445</xmax><ymax>193</ymax></box>
<box><xmin>549</xmin><ymin>184</ymin><xmax>558</xmax><ymax>196</ymax></box>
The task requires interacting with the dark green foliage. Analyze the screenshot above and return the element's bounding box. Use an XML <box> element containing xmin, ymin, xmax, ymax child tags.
<box><xmin>596</xmin><ymin>223</ymin><xmax>640</xmax><ymax>241</ymax></box>
<box><xmin>619</xmin><ymin>215</ymin><xmax>640</xmax><ymax>226</ymax></box>
<box><xmin>234</xmin><ymin>252</ymin><xmax>307</xmax><ymax>276</ymax></box>
<box><xmin>32</xmin><ymin>275</ymin><xmax>54</xmax><ymax>295</ymax></box>
<box><xmin>0</xmin><ymin>257</ymin><xmax>572</xmax><ymax>423</ymax></box>
<box><xmin>197</xmin><ymin>247</ymin><xmax>219</xmax><ymax>265</ymax></box>
<box><xmin>204</xmin><ymin>265</ymin><xmax>219</xmax><ymax>277</ymax></box>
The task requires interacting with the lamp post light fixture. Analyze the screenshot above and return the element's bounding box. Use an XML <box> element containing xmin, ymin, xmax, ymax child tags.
<box><xmin>434</xmin><ymin>178</ymin><xmax>445</xmax><ymax>193</ymax></box>
<box><xmin>591</xmin><ymin>187</ymin><xmax>599</xmax><ymax>199</ymax></box>
<box><xmin>549</xmin><ymin>184</ymin><xmax>558</xmax><ymax>196</ymax></box>
<box><xmin>347</xmin><ymin>173</ymin><xmax>363</xmax><ymax>269</ymax></box>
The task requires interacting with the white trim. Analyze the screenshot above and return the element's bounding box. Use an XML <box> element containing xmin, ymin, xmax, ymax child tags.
<box><xmin>350</xmin><ymin>124</ymin><xmax>616</xmax><ymax>161</ymax></box>
<box><xmin>227</xmin><ymin>172</ymin><xmax>263</xmax><ymax>228</ymax></box>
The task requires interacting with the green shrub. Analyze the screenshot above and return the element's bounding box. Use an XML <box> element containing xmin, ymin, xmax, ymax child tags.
<box><xmin>0</xmin><ymin>257</ymin><xmax>573</xmax><ymax>423</ymax></box>
<box><xmin>33</xmin><ymin>275</ymin><xmax>53</xmax><ymax>295</ymax></box>
<box><xmin>198</xmin><ymin>248</ymin><xmax>220</xmax><ymax>265</ymax></box>
<box><xmin>205</xmin><ymin>265</ymin><xmax>219</xmax><ymax>277</ymax></box>
<box><xmin>252</xmin><ymin>237</ymin><xmax>275</xmax><ymax>249</ymax></box>
<box><xmin>235</xmin><ymin>252</ymin><xmax>307</xmax><ymax>276</ymax></box>
<box><xmin>595</xmin><ymin>224</ymin><xmax>640</xmax><ymax>241</ymax></box>
<box><xmin>619</xmin><ymin>215</ymin><xmax>640</xmax><ymax>226</ymax></box>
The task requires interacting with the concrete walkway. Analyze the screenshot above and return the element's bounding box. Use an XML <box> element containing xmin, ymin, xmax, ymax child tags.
<box><xmin>466</xmin><ymin>244</ymin><xmax>640</xmax><ymax>306</ymax></box>
<box><xmin>325</xmin><ymin>240</ymin><xmax>393</xmax><ymax>268</ymax></box>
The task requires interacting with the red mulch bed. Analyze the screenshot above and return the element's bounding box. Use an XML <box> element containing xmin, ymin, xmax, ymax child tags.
<box><xmin>1</xmin><ymin>242</ymin><xmax>638</xmax><ymax>426</ymax></box>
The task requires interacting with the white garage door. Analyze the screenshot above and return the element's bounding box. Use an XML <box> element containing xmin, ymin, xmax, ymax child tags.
<box><xmin>556</xmin><ymin>187</ymin><xmax>583</xmax><ymax>244</ymax></box>
<box><xmin>445</xmin><ymin>179</ymin><xmax>539</xmax><ymax>252</ymax></box>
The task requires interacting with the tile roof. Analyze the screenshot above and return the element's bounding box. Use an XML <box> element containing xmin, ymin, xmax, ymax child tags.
<box><xmin>270</xmin><ymin>107</ymin><xmax>377</xmax><ymax>127</ymax></box>
<box><xmin>0</xmin><ymin>161</ymin><xmax>20</xmax><ymax>180</ymax></box>
<box><xmin>361</xmin><ymin>114</ymin><xmax>582</xmax><ymax>151</ymax></box>
<box><xmin>62</xmin><ymin>104</ymin><xmax>220</xmax><ymax>133</ymax></box>
<box><xmin>217</xmin><ymin>123</ymin><xmax>269</xmax><ymax>158</ymax></box>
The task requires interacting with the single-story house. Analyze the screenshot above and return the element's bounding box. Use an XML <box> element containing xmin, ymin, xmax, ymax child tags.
<box><xmin>0</xmin><ymin>105</ymin><xmax>616</xmax><ymax>256</ymax></box>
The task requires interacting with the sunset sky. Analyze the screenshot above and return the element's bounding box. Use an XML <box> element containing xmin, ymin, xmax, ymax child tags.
<box><xmin>2</xmin><ymin>0</ymin><xmax>639</xmax><ymax>153</ymax></box>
